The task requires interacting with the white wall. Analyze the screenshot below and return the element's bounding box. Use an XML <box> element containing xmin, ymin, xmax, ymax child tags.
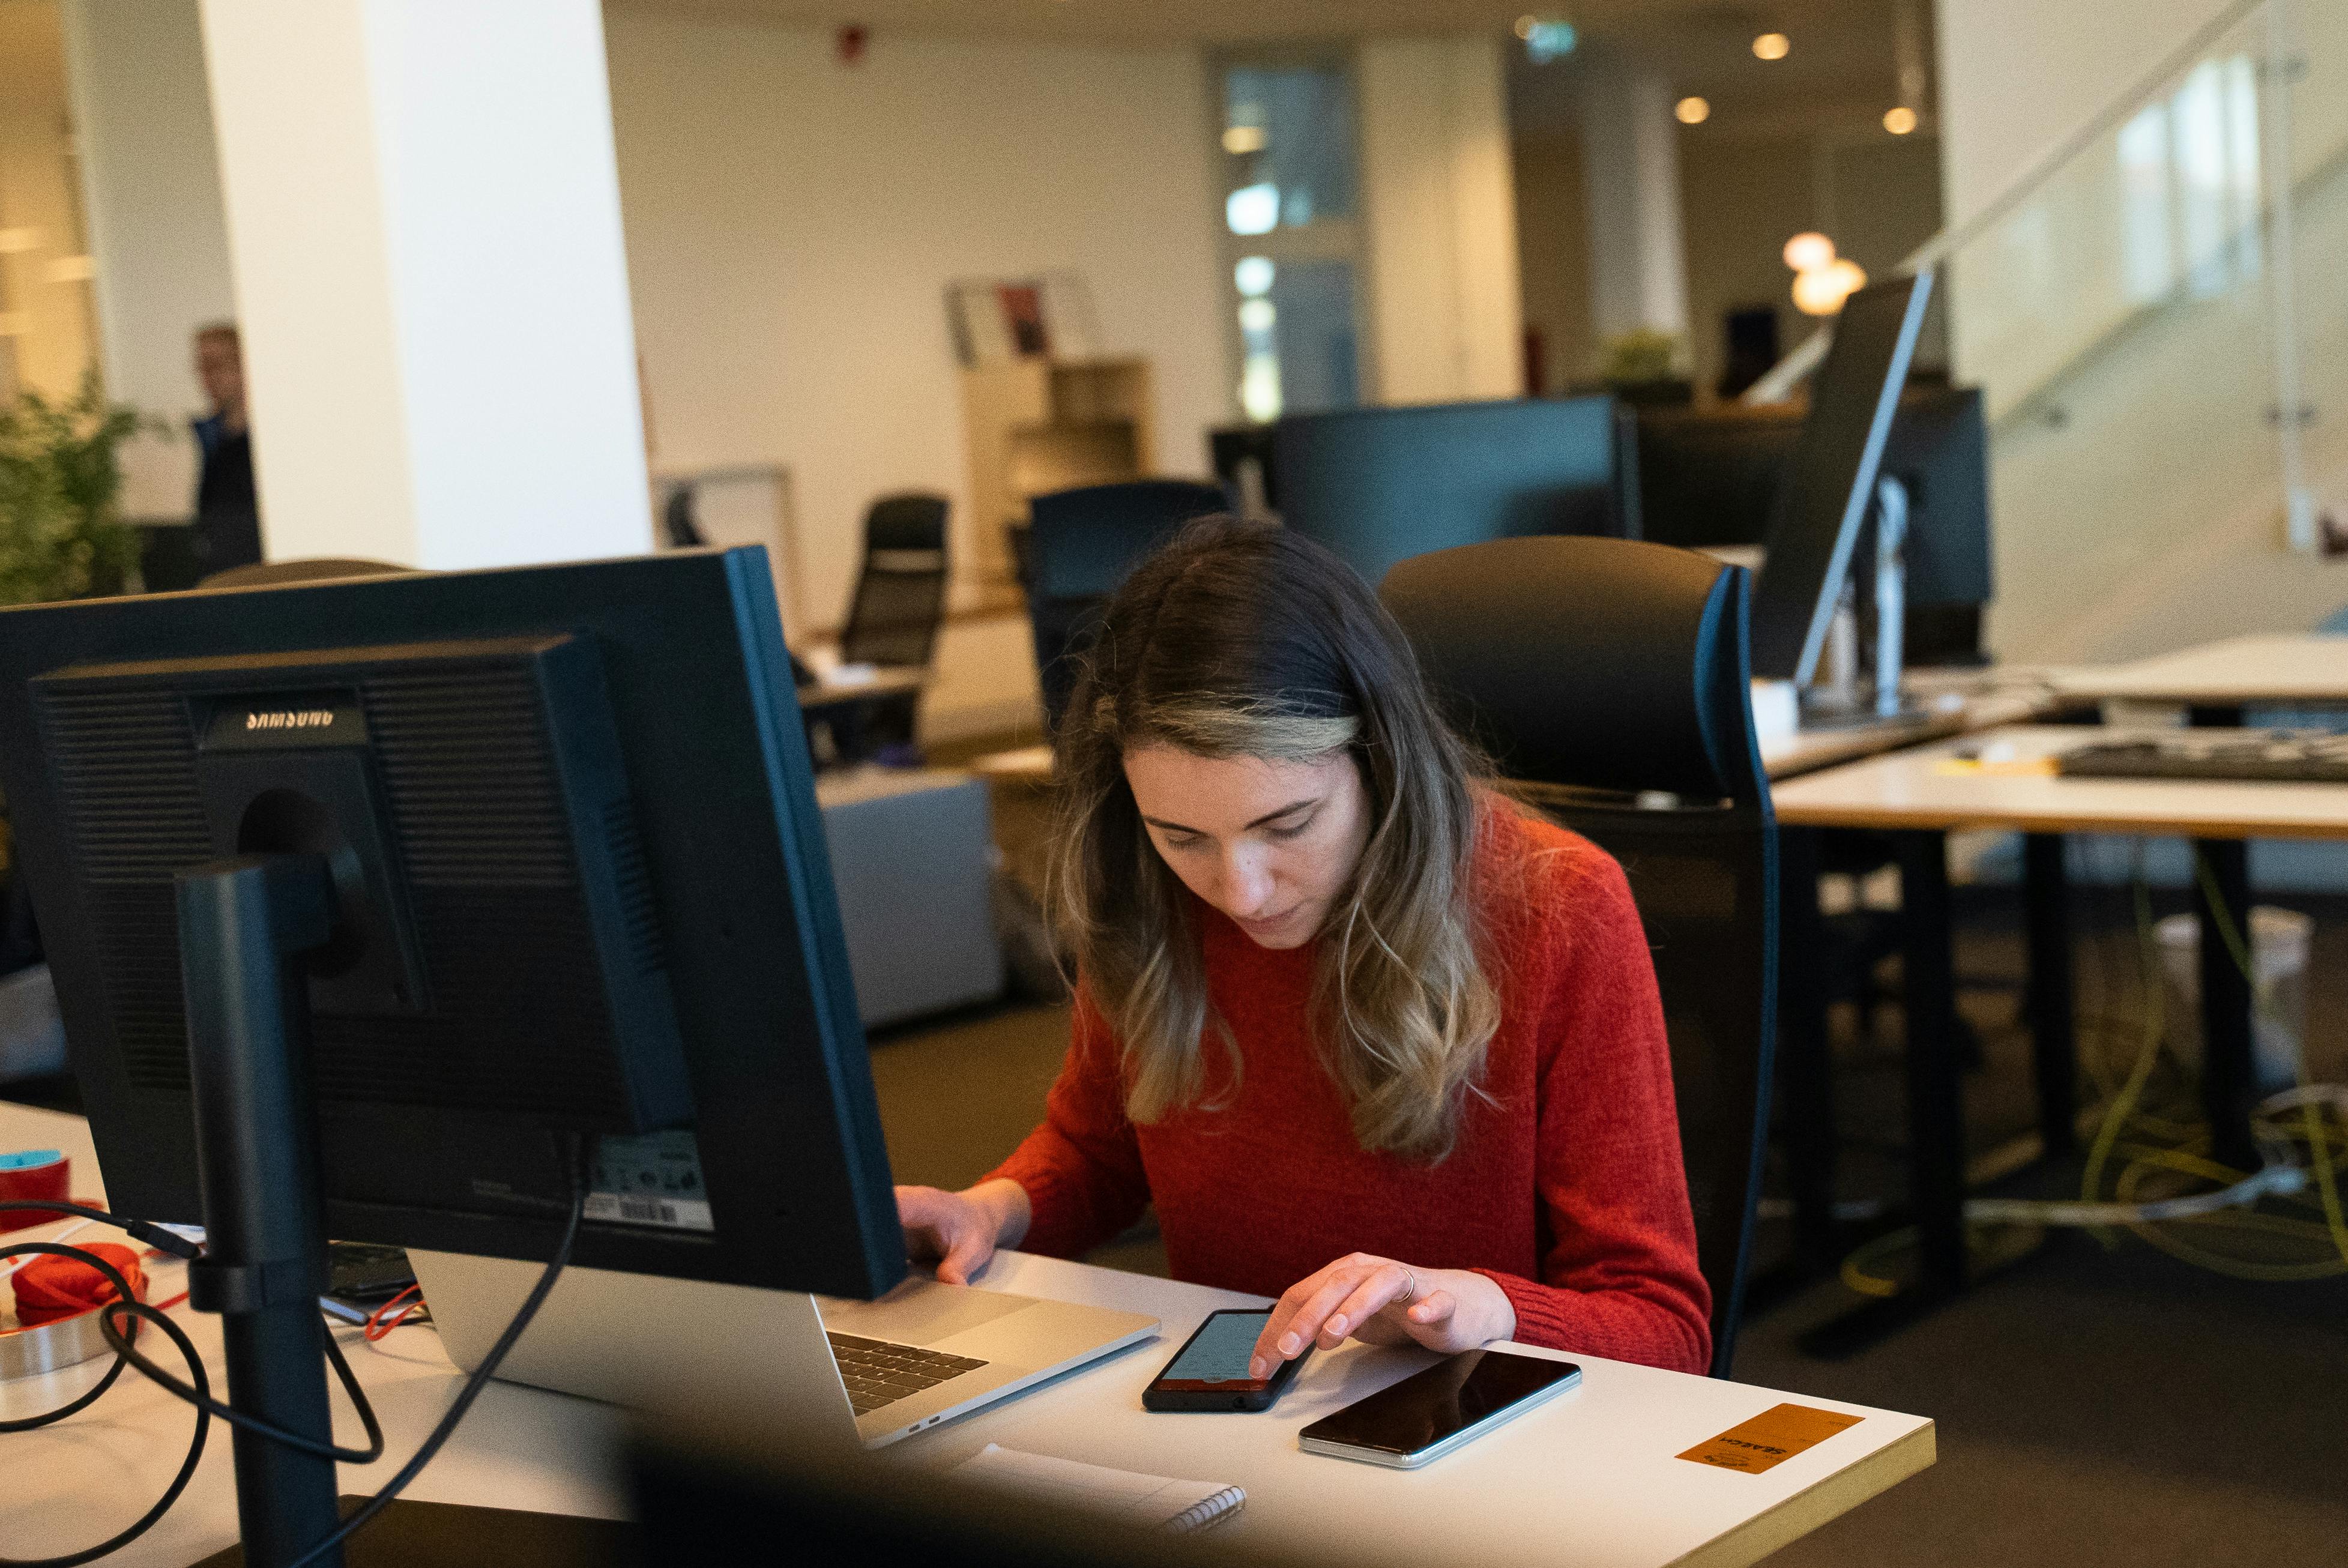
<box><xmin>1357</xmin><ymin>35</ymin><xmax>1523</xmax><ymax>405</ymax></box>
<box><xmin>1937</xmin><ymin>0</ymin><xmax>2348</xmax><ymax>660</ymax></box>
<box><xmin>1936</xmin><ymin>0</ymin><xmax>2238</xmax><ymax>225</ymax></box>
<box><xmin>605</xmin><ymin>9</ymin><xmax>1226</xmax><ymax>738</ymax></box>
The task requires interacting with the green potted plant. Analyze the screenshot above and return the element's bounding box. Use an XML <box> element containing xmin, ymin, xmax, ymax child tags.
<box><xmin>1594</xmin><ymin>328</ymin><xmax>1695</xmax><ymax>408</ymax></box>
<box><xmin>0</xmin><ymin>369</ymin><xmax>147</xmax><ymax>608</ymax></box>
<box><xmin>0</xmin><ymin>370</ymin><xmax>148</xmax><ymax>1078</ymax></box>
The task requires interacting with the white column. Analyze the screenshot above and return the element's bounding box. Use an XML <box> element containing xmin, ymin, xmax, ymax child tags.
<box><xmin>196</xmin><ymin>0</ymin><xmax>650</xmax><ymax>569</ymax></box>
<box><xmin>1359</xmin><ymin>35</ymin><xmax>1524</xmax><ymax>405</ymax></box>
<box><xmin>1577</xmin><ymin>64</ymin><xmax>1691</xmax><ymax>346</ymax></box>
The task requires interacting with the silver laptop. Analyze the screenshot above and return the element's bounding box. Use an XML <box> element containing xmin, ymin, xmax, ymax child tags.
<box><xmin>408</xmin><ymin>1249</ymin><xmax>1158</xmax><ymax>1447</ymax></box>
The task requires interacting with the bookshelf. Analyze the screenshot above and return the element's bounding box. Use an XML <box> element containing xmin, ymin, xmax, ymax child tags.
<box><xmin>961</xmin><ymin>357</ymin><xmax>1155</xmax><ymax>599</ymax></box>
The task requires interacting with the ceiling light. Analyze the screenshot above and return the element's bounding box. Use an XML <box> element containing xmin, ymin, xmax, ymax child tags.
<box><xmin>1234</xmin><ymin>256</ymin><xmax>1276</xmax><ymax>298</ymax></box>
<box><xmin>1781</xmin><ymin>232</ymin><xmax>1835</xmax><ymax>272</ymax></box>
<box><xmin>1793</xmin><ymin>258</ymin><xmax>1868</xmax><ymax>316</ymax></box>
<box><xmin>1521</xmin><ymin>19</ymin><xmax>1577</xmax><ymax>63</ymax></box>
<box><xmin>1675</xmin><ymin>97</ymin><xmax>1710</xmax><ymax>125</ymax></box>
<box><xmin>1883</xmin><ymin>106</ymin><xmax>1919</xmax><ymax>135</ymax></box>
<box><xmin>1752</xmin><ymin>32</ymin><xmax>1790</xmax><ymax>61</ymax></box>
<box><xmin>1225</xmin><ymin>184</ymin><xmax>1280</xmax><ymax>237</ymax></box>
<box><xmin>1238</xmin><ymin>299</ymin><xmax>1277</xmax><ymax>334</ymax></box>
<box><xmin>1222</xmin><ymin>125</ymin><xmax>1267</xmax><ymax>154</ymax></box>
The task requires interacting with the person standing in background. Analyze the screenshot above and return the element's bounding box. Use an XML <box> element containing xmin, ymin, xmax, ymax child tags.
<box><xmin>189</xmin><ymin>322</ymin><xmax>262</xmax><ymax>574</ymax></box>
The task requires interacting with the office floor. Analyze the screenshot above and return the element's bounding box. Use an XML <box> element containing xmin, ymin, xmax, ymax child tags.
<box><xmin>869</xmin><ymin>880</ymin><xmax>2348</xmax><ymax>1567</ymax></box>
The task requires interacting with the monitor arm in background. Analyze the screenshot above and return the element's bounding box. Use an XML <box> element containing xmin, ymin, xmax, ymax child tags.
<box><xmin>1871</xmin><ymin>475</ymin><xmax>1909</xmax><ymax>721</ymax></box>
<box><xmin>1808</xmin><ymin>475</ymin><xmax>1912</xmax><ymax>722</ymax></box>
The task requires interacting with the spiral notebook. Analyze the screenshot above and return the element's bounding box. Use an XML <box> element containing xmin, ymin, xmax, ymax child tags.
<box><xmin>952</xmin><ymin>1443</ymin><xmax>1245</xmax><ymax>1534</ymax></box>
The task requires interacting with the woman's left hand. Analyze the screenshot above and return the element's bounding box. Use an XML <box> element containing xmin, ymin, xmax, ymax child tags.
<box><xmin>1247</xmin><ymin>1253</ymin><xmax>1518</xmax><ymax>1380</ymax></box>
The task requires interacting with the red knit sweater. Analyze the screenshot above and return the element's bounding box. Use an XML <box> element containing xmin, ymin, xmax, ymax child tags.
<box><xmin>986</xmin><ymin>807</ymin><xmax>1713</xmax><ymax>1375</ymax></box>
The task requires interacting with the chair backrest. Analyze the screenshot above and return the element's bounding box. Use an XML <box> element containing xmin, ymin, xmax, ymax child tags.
<box><xmin>1380</xmin><ymin>535</ymin><xmax>1776</xmax><ymax>1378</ymax></box>
<box><xmin>198</xmin><ymin>558</ymin><xmax>412</xmax><ymax>590</ymax></box>
<box><xmin>663</xmin><ymin>484</ymin><xmax>707</xmax><ymax>549</ymax></box>
<box><xmin>839</xmin><ymin>493</ymin><xmax>950</xmax><ymax>669</ymax></box>
<box><xmin>1025</xmin><ymin>480</ymin><xmax>1230</xmax><ymax>731</ymax></box>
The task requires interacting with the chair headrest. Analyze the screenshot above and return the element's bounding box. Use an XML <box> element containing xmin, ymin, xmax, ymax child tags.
<box><xmin>1380</xmin><ymin>536</ymin><xmax>1752</xmax><ymax>800</ymax></box>
<box><xmin>866</xmin><ymin>495</ymin><xmax>949</xmax><ymax>552</ymax></box>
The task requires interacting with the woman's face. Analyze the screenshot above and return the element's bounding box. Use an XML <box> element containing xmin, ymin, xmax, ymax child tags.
<box><xmin>1123</xmin><ymin>744</ymin><xmax>1373</xmax><ymax>950</ymax></box>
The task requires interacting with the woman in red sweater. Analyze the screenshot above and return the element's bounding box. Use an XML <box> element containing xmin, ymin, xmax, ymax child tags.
<box><xmin>897</xmin><ymin>520</ymin><xmax>1712</xmax><ymax>1377</ymax></box>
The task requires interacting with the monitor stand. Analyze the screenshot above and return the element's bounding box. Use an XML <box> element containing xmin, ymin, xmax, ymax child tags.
<box><xmin>174</xmin><ymin>856</ymin><xmax>623</xmax><ymax>1568</ymax></box>
<box><xmin>1798</xmin><ymin>475</ymin><xmax>1924</xmax><ymax>733</ymax></box>
<box><xmin>1795</xmin><ymin>682</ymin><xmax>1933</xmax><ymax>734</ymax></box>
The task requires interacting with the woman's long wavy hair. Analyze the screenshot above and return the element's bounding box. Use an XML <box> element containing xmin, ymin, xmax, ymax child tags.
<box><xmin>1047</xmin><ymin>517</ymin><xmax>1501</xmax><ymax>1162</ymax></box>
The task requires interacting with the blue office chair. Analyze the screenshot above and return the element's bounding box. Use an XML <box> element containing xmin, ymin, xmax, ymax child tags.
<box><xmin>1382</xmin><ymin>536</ymin><xmax>1777</xmax><ymax>1378</ymax></box>
<box><xmin>1022</xmin><ymin>480</ymin><xmax>1230</xmax><ymax>732</ymax></box>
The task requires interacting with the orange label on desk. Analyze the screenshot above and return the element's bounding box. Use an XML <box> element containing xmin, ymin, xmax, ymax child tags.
<box><xmin>1677</xmin><ymin>1404</ymin><xmax>1863</xmax><ymax>1474</ymax></box>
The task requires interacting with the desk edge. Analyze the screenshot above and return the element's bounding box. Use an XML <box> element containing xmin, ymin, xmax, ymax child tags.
<box><xmin>1772</xmin><ymin>804</ymin><xmax>2348</xmax><ymax>840</ymax></box>
<box><xmin>1664</xmin><ymin>1420</ymin><xmax>1937</xmax><ymax>1568</ymax></box>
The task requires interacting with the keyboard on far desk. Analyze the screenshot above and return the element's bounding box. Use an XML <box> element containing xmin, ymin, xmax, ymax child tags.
<box><xmin>826</xmin><ymin>1331</ymin><xmax>989</xmax><ymax>1416</ymax></box>
<box><xmin>2057</xmin><ymin>732</ymin><xmax>2348</xmax><ymax>784</ymax></box>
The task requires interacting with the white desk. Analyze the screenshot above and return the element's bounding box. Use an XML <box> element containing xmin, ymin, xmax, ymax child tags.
<box><xmin>2051</xmin><ymin>635</ymin><xmax>2348</xmax><ymax>707</ymax></box>
<box><xmin>1</xmin><ymin>1103</ymin><xmax>1933</xmax><ymax>1568</ymax></box>
<box><xmin>1772</xmin><ymin>725</ymin><xmax>2348</xmax><ymax>840</ymax></box>
<box><xmin>1770</xmin><ymin>724</ymin><xmax>2348</xmax><ymax>1347</ymax></box>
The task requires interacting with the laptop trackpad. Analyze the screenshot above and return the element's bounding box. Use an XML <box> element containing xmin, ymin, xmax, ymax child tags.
<box><xmin>817</xmin><ymin>1278</ymin><xmax>1033</xmax><ymax>1346</ymax></box>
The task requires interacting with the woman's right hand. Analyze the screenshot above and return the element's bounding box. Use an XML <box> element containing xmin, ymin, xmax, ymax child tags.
<box><xmin>895</xmin><ymin>1178</ymin><xmax>1030</xmax><ymax>1285</ymax></box>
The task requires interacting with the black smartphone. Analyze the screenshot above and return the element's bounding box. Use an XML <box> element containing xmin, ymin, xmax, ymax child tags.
<box><xmin>1297</xmin><ymin>1349</ymin><xmax>1580</xmax><ymax>1467</ymax></box>
<box><xmin>1142</xmin><ymin>1308</ymin><xmax>1308</xmax><ymax>1412</ymax></box>
<box><xmin>327</xmin><ymin>1242</ymin><xmax>417</xmax><ymax>1303</ymax></box>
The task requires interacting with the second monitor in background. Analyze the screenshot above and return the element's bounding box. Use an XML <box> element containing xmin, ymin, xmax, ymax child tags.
<box><xmin>1745</xmin><ymin>273</ymin><xmax>1937</xmax><ymax>689</ymax></box>
<box><xmin>1275</xmin><ymin>394</ymin><xmax>1640</xmax><ymax>588</ymax></box>
<box><xmin>1637</xmin><ymin>387</ymin><xmax>1991</xmax><ymax>668</ymax></box>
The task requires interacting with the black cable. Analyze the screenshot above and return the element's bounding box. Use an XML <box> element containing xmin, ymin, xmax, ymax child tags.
<box><xmin>277</xmin><ymin>1132</ymin><xmax>593</xmax><ymax>1568</ymax></box>
<box><xmin>99</xmin><ymin>1302</ymin><xmax>387</xmax><ymax>1464</ymax></box>
<box><xmin>0</xmin><ymin>1200</ymin><xmax>202</xmax><ymax>1259</ymax></box>
<box><xmin>2</xmin><ymin>1135</ymin><xmax>588</xmax><ymax>1566</ymax></box>
<box><xmin>0</xmin><ymin>1242</ymin><xmax>212</xmax><ymax>1568</ymax></box>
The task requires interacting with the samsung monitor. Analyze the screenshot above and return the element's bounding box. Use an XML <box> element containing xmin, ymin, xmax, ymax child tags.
<box><xmin>1748</xmin><ymin>273</ymin><xmax>1936</xmax><ymax>684</ymax></box>
<box><xmin>1273</xmin><ymin>395</ymin><xmax>1639</xmax><ymax>588</ymax></box>
<box><xmin>0</xmin><ymin>550</ymin><xmax>899</xmax><ymax>1298</ymax></box>
<box><xmin>0</xmin><ymin>549</ymin><xmax>910</xmax><ymax>1564</ymax></box>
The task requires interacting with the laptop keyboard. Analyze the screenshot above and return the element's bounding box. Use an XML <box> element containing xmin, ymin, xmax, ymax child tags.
<box><xmin>826</xmin><ymin>1331</ymin><xmax>989</xmax><ymax>1417</ymax></box>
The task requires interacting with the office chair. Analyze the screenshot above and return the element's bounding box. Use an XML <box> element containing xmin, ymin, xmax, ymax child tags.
<box><xmin>1025</xmin><ymin>480</ymin><xmax>1230</xmax><ymax>732</ymax></box>
<box><xmin>663</xmin><ymin>483</ymin><xmax>707</xmax><ymax>549</ymax></box>
<box><xmin>839</xmin><ymin>494</ymin><xmax>950</xmax><ymax>670</ymax></box>
<box><xmin>1381</xmin><ymin>536</ymin><xmax>1776</xmax><ymax>1378</ymax></box>
<box><xmin>828</xmin><ymin>494</ymin><xmax>950</xmax><ymax>757</ymax></box>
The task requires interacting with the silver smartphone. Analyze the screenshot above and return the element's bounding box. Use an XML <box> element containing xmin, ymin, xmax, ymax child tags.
<box><xmin>1297</xmin><ymin>1348</ymin><xmax>1581</xmax><ymax>1468</ymax></box>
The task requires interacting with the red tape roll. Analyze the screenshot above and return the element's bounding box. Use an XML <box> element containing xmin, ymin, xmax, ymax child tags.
<box><xmin>0</xmin><ymin>1149</ymin><xmax>70</xmax><ymax>1234</ymax></box>
<box><xmin>8</xmin><ymin>1243</ymin><xmax>149</xmax><ymax>1327</ymax></box>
